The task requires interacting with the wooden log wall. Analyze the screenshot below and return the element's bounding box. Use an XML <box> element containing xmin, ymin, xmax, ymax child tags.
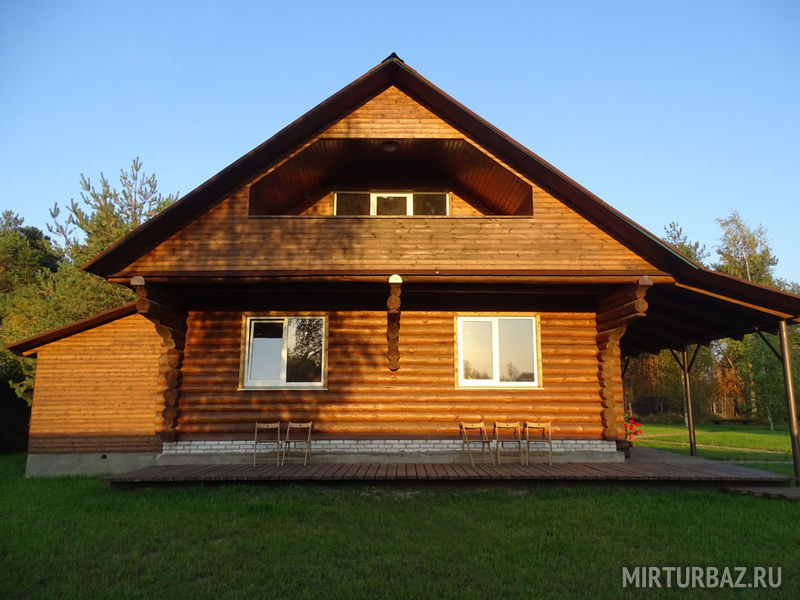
<box><xmin>595</xmin><ymin>281</ymin><xmax>650</xmax><ymax>440</ymax></box>
<box><xmin>131</xmin><ymin>277</ymin><xmax>188</xmax><ymax>441</ymax></box>
<box><xmin>176</xmin><ymin>310</ymin><xmax>604</xmax><ymax>439</ymax></box>
<box><xmin>27</xmin><ymin>315</ymin><xmax>163</xmax><ymax>453</ymax></box>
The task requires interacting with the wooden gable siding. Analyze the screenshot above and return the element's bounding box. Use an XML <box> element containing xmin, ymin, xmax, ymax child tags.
<box><xmin>124</xmin><ymin>189</ymin><xmax>656</xmax><ymax>274</ymax></box>
<box><xmin>118</xmin><ymin>86</ymin><xmax>659</xmax><ymax>277</ymax></box>
<box><xmin>28</xmin><ymin>315</ymin><xmax>163</xmax><ymax>453</ymax></box>
<box><xmin>177</xmin><ymin>310</ymin><xmax>610</xmax><ymax>439</ymax></box>
<box><xmin>324</xmin><ymin>86</ymin><xmax>462</xmax><ymax>138</ymax></box>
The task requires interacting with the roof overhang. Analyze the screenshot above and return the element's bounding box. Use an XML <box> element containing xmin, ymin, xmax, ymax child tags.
<box><xmin>249</xmin><ymin>138</ymin><xmax>532</xmax><ymax>215</ymax></box>
<box><xmin>5</xmin><ymin>303</ymin><xmax>138</xmax><ymax>357</ymax></box>
<box><xmin>7</xmin><ymin>273</ymin><xmax>799</xmax><ymax>359</ymax></box>
<box><xmin>623</xmin><ymin>282</ymin><xmax>798</xmax><ymax>355</ymax></box>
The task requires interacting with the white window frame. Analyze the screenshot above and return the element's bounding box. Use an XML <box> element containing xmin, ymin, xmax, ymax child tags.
<box><xmin>241</xmin><ymin>316</ymin><xmax>327</xmax><ymax>390</ymax></box>
<box><xmin>456</xmin><ymin>316</ymin><xmax>539</xmax><ymax>388</ymax></box>
<box><xmin>371</xmin><ymin>192</ymin><xmax>412</xmax><ymax>215</ymax></box>
<box><xmin>334</xmin><ymin>192</ymin><xmax>450</xmax><ymax>216</ymax></box>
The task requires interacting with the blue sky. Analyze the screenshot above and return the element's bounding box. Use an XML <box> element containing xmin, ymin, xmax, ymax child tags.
<box><xmin>1</xmin><ymin>1</ymin><xmax>798</xmax><ymax>283</ymax></box>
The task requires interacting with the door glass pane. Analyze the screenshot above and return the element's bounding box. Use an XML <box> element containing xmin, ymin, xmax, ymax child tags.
<box><xmin>286</xmin><ymin>318</ymin><xmax>323</xmax><ymax>382</ymax></box>
<box><xmin>413</xmin><ymin>193</ymin><xmax>447</xmax><ymax>215</ymax></box>
<box><xmin>336</xmin><ymin>193</ymin><xmax>370</xmax><ymax>215</ymax></box>
<box><xmin>250</xmin><ymin>321</ymin><xmax>283</xmax><ymax>381</ymax></box>
<box><xmin>498</xmin><ymin>319</ymin><xmax>535</xmax><ymax>382</ymax></box>
<box><xmin>462</xmin><ymin>320</ymin><xmax>493</xmax><ymax>380</ymax></box>
<box><xmin>376</xmin><ymin>195</ymin><xmax>408</xmax><ymax>215</ymax></box>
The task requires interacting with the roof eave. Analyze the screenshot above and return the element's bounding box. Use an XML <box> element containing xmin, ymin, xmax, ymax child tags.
<box><xmin>5</xmin><ymin>303</ymin><xmax>138</xmax><ymax>356</ymax></box>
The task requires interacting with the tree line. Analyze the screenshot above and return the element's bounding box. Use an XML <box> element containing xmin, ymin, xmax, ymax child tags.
<box><xmin>625</xmin><ymin>218</ymin><xmax>800</xmax><ymax>426</ymax></box>
<box><xmin>0</xmin><ymin>159</ymin><xmax>178</xmax><ymax>401</ymax></box>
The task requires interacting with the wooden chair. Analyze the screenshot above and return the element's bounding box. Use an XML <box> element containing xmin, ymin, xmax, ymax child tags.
<box><xmin>493</xmin><ymin>421</ymin><xmax>523</xmax><ymax>465</ymax></box>
<box><xmin>524</xmin><ymin>421</ymin><xmax>552</xmax><ymax>466</ymax></box>
<box><xmin>283</xmin><ymin>421</ymin><xmax>312</xmax><ymax>466</ymax></box>
<box><xmin>459</xmin><ymin>421</ymin><xmax>494</xmax><ymax>465</ymax></box>
<box><xmin>253</xmin><ymin>422</ymin><xmax>282</xmax><ymax>466</ymax></box>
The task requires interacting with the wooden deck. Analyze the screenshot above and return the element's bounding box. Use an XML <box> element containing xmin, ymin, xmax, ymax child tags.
<box><xmin>108</xmin><ymin>448</ymin><xmax>791</xmax><ymax>487</ymax></box>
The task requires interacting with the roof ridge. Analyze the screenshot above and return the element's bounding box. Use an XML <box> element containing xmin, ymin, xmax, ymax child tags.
<box><xmin>383</xmin><ymin>52</ymin><xmax>403</xmax><ymax>63</ymax></box>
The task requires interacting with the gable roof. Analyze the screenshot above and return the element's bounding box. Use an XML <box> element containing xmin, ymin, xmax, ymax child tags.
<box><xmin>6</xmin><ymin>303</ymin><xmax>138</xmax><ymax>356</ymax></box>
<box><xmin>79</xmin><ymin>54</ymin><xmax>800</xmax><ymax>327</ymax></box>
<box><xmin>82</xmin><ymin>54</ymin><xmax>691</xmax><ymax>276</ymax></box>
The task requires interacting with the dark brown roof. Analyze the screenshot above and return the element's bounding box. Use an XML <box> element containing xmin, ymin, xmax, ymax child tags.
<box><xmin>6</xmin><ymin>303</ymin><xmax>138</xmax><ymax>356</ymax></box>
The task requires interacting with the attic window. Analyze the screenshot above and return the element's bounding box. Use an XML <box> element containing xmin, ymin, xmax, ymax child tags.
<box><xmin>334</xmin><ymin>192</ymin><xmax>448</xmax><ymax>216</ymax></box>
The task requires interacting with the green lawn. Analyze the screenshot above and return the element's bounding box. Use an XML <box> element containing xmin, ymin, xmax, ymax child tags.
<box><xmin>635</xmin><ymin>423</ymin><xmax>797</xmax><ymax>479</ymax></box>
<box><xmin>638</xmin><ymin>423</ymin><xmax>793</xmax><ymax>453</ymax></box>
<box><xmin>1</xmin><ymin>453</ymin><xmax>799</xmax><ymax>599</ymax></box>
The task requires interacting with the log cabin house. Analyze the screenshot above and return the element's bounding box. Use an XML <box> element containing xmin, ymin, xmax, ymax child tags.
<box><xmin>9</xmin><ymin>54</ymin><xmax>800</xmax><ymax>476</ymax></box>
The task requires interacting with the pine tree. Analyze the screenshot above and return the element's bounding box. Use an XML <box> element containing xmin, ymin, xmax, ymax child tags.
<box><xmin>49</xmin><ymin>157</ymin><xmax>179</xmax><ymax>265</ymax></box>
<box><xmin>2</xmin><ymin>159</ymin><xmax>178</xmax><ymax>402</ymax></box>
<box><xmin>663</xmin><ymin>221</ymin><xmax>709</xmax><ymax>265</ymax></box>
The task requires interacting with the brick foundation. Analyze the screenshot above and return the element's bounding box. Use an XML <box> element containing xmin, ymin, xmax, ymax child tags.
<box><xmin>161</xmin><ymin>438</ymin><xmax>619</xmax><ymax>460</ymax></box>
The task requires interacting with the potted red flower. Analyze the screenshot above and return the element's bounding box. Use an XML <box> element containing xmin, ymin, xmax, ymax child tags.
<box><xmin>623</xmin><ymin>410</ymin><xmax>642</xmax><ymax>440</ymax></box>
<box><xmin>617</xmin><ymin>410</ymin><xmax>642</xmax><ymax>458</ymax></box>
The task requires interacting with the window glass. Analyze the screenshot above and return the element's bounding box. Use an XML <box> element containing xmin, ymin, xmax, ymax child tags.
<box><xmin>461</xmin><ymin>320</ymin><xmax>494</xmax><ymax>380</ymax></box>
<box><xmin>286</xmin><ymin>318</ymin><xmax>324</xmax><ymax>383</ymax></box>
<box><xmin>458</xmin><ymin>316</ymin><xmax>538</xmax><ymax>387</ymax></box>
<box><xmin>244</xmin><ymin>317</ymin><xmax>325</xmax><ymax>388</ymax></box>
<box><xmin>413</xmin><ymin>193</ymin><xmax>447</xmax><ymax>215</ymax></box>
<box><xmin>498</xmin><ymin>319</ymin><xmax>535</xmax><ymax>382</ymax></box>
<box><xmin>376</xmin><ymin>195</ymin><xmax>408</xmax><ymax>215</ymax></box>
<box><xmin>335</xmin><ymin>192</ymin><xmax>448</xmax><ymax>215</ymax></box>
<box><xmin>249</xmin><ymin>321</ymin><xmax>283</xmax><ymax>382</ymax></box>
<box><xmin>336</xmin><ymin>192</ymin><xmax>370</xmax><ymax>215</ymax></box>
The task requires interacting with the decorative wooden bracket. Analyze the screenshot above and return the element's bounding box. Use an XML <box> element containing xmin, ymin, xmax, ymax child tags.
<box><xmin>130</xmin><ymin>276</ymin><xmax>187</xmax><ymax>442</ymax></box>
<box><xmin>386</xmin><ymin>274</ymin><xmax>402</xmax><ymax>371</ymax></box>
<box><xmin>596</xmin><ymin>276</ymin><xmax>651</xmax><ymax>441</ymax></box>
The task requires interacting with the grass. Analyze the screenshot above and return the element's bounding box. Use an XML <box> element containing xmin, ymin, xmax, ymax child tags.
<box><xmin>1</xmin><ymin>453</ymin><xmax>800</xmax><ymax>599</ymax></box>
<box><xmin>639</xmin><ymin>423</ymin><xmax>793</xmax><ymax>452</ymax></box>
<box><xmin>635</xmin><ymin>423</ymin><xmax>797</xmax><ymax>478</ymax></box>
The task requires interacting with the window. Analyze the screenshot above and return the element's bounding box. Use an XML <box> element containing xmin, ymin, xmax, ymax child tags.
<box><xmin>242</xmin><ymin>316</ymin><xmax>326</xmax><ymax>389</ymax></box>
<box><xmin>457</xmin><ymin>316</ymin><xmax>539</xmax><ymax>387</ymax></box>
<box><xmin>334</xmin><ymin>192</ymin><xmax>448</xmax><ymax>215</ymax></box>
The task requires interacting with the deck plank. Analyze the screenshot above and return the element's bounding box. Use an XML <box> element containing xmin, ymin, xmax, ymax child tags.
<box><xmin>107</xmin><ymin>452</ymin><xmax>791</xmax><ymax>487</ymax></box>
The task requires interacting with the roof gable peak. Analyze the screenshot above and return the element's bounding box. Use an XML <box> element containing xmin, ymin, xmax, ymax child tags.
<box><xmin>382</xmin><ymin>52</ymin><xmax>403</xmax><ymax>63</ymax></box>
<box><xmin>81</xmin><ymin>55</ymin><xmax>693</xmax><ymax>280</ymax></box>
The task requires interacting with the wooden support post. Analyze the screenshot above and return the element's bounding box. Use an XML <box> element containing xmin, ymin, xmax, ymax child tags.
<box><xmin>621</xmin><ymin>355</ymin><xmax>631</xmax><ymax>378</ymax></box>
<box><xmin>669</xmin><ymin>346</ymin><xmax>698</xmax><ymax>457</ymax></box>
<box><xmin>778</xmin><ymin>320</ymin><xmax>800</xmax><ymax>485</ymax></box>
<box><xmin>681</xmin><ymin>345</ymin><xmax>698</xmax><ymax>457</ymax></box>
<box><xmin>386</xmin><ymin>274</ymin><xmax>402</xmax><ymax>371</ymax></box>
